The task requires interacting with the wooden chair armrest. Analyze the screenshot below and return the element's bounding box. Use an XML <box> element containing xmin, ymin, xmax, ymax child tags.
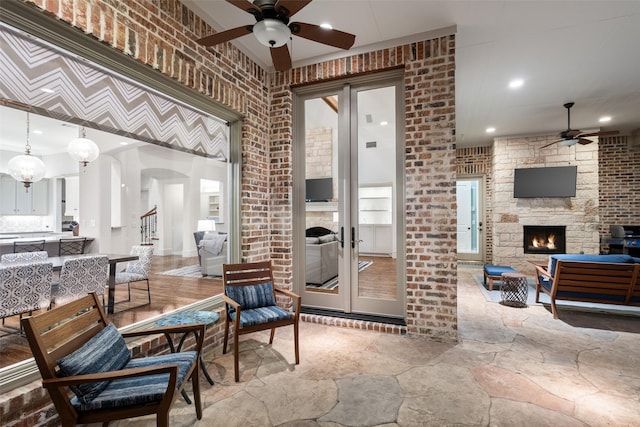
<box><xmin>274</xmin><ymin>288</ymin><xmax>300</xmax><ymax>300</ymax></box>
<box><xmin>222</xmin><ymin>294</ymin><xmax>240</xmax><ymax>311</ymax></box>
<box><xmin>535</xmin><ymin>264</ymin><xmax>552</xmax><ymax>279</ymax></box>
<box><xmin>275</xmin><ymin>288</ymin><xmax>301</xmax><ymax>313</ymax></box>
<box><xmin>43</xmin><ymin>364</ymin><xmax>179</xmax><ymax>388</ymax></box>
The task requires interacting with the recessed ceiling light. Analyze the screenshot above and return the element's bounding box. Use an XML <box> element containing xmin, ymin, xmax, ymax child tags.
<box><xmin>599</xmin><ymin>116</ymin><xmax>612</xmax><ymax>123</ymax></box>
<box><xmin>508</xmin><ymin>79</ymin><xmax>524</xmax><ymax>89</ymax></box>
<box><xmin>40</xmin><ymin>88</ymin><xmax>55</xmax><ymax>93</ymax></box>
<box><xmin>380</xmin><ymin>121</ymin><xmax>388</xmax><ymax>126</ymax></box>
<box><xmin>486</xmin><ymin>127</ymin><xmax>496</xmax><ymax>133</ymax></box>
<box><xmin>120</xmin><ymin>141</ymin><xmax>129</xmax><ymax>146</ymax></box>
<box><xmin>33</xmin><ymin>130</ymin><xmax>43</xmax><ymax>135</ymax></box>
<box><xmin>320</xmin><ymin>23</ymin><xmax>333</xmax><ymax>30</ymax></box>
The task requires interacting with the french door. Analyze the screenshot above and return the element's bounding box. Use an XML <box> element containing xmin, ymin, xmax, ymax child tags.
<box><xmin>456</xmin><ymin>177</ymin><xmax>485</xmax><ymax>263</ymax></box>
<box><xmin>293</xmin><ymin>73</ymin><xmax>405</xmax><ymax>319</ymax></box>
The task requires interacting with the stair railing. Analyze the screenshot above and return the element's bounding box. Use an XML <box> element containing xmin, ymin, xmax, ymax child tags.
<box><xmin>140</xmin><ymin>206</ymin><xmax>157</xmax><ymax>246</ymax></box>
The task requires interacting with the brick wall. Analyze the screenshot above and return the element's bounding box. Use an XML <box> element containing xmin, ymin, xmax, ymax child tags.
<box><xmin>598</xmin><ymin>136</ymin><xmax>640</xmax><ymax>249</ymax></box>
<box><xmin>4</xmin><ymin>1</ymin><xmax>458</xmax><ymax>424</ymax></box>
<box><xmin>456</xmin><ymin>146</ymin><xmax>494</xmax><ymax>263</ymax></box>
<box><xmin>269</xmin><ymin>38</ymin><xmax>458</xmax><ymax>341</ymax></box>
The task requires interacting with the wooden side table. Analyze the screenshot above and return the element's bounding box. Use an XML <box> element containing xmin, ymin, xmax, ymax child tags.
<box><xmin>500</xmin><ymin>273</ymin><xmax>529</xmax><ymax>308</ymax></box>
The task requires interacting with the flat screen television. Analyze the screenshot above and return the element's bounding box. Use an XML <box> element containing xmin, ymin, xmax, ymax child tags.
<box><xmin>306</xmin><ymin>178</ymin><xmax>333</xmax><ymax>202</ymax></box>
<box><xmin>513</xmin><ymin>166</ymin><xmax>577</xmax><ymax>198</ymax></box>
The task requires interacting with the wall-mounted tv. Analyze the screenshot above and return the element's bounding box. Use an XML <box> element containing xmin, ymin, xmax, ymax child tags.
<box><xmin>513</xmin><ymin>166</ymin><xmax>577</xmax><ymax>198</ymax></box>
<box><xmin>306</xmin><ymin>178</ymin><xmax>333</xmax><ymax>202</ymax></box>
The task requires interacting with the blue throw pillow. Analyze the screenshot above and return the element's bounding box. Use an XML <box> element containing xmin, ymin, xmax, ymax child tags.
<box><xmin>57</xmin><ymin>323</ymin><xmax>131</xmax><ymax>403</ymax></box>
<box><xmin>226</xmin><ymin>281</ymin><xmax>276</xmax><ymax>311</ymax></box>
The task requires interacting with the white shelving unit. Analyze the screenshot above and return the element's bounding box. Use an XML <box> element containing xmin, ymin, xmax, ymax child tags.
<box><xmin>358</xmin><ymin>185</ymin><xmax>393</xmax><ymax>255</ymax></box>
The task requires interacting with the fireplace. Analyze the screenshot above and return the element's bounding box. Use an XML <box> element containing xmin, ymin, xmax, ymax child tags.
<box><xmin>523</xmin><ymin>225</ymin><xmax>566</xmax><ymax>254</ymax></box>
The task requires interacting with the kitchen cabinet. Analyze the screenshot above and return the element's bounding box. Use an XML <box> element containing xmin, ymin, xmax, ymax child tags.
<box><xmin>0</xmin><ymin>173</ymin><xmax>48</xmax><ymax>215</ymax></box>
<box><xmin>64</xmin><ymin>176</ymin><xmax>79</xmax><ymax>217</ymax></box>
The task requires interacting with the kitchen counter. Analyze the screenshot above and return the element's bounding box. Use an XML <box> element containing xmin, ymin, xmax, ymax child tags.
<box><xmin>0</xmin><ymin>233</ymin><xmax>95</xmax><ymax>255</ymax></box>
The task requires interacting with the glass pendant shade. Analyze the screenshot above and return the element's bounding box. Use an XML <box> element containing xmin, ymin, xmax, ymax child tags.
<box><xmin>68</xmin><ymin>131</ymin><xmax>100</xmax><ymax>167</ymax></box>
<box><xmin>8</xmin><ymin>111</ymin><xmax>46</xmax><ymax>190</ymax></box>
<box><xmin>253</xmin><ymin>19</ymin><xmax>291</xmax><ymax>47</ymax></box>
<box><xmin>7</xmin><ymin>152</ymin><xmax>46</xmax><ymax>190</ymax></box>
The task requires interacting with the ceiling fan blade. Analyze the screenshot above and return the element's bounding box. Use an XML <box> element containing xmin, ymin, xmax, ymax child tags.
<box><xmin>289</xmin><ymin>22</ymin><xmax>356</xmax><ymax>50</ymax></box>
<box><xmin>577</xmin><ymin>138</ymin><xmax>593</xmax><ymax>145</ymax></box>
<box><xmin>226</xmin><ymin>0</ymin><xmax>261</xmax><ymax>16</ymax></box>
<box><xmin>541</xmin><ymin>139</ymin><xmax>562</xmax><ymax>149</ymax></box>
<box><xmin>196</xmin><ymin>26</ymin><xmax>253</xmax><ymax>47</ymax></box>
<box><xmin>565</xmin><ymin>129</ymin><xmax>581</xmax><ymax>137</ymax></box>
<box><xmin>271</xmin><ymin>44</ymin><xmax>292</xmax><ymax>71</ymax></box>
<box><xmin>578</xmin><ymin>130</ymin><xmax>620</xmax><ymax>138</ymax></box>
<box><xmin>275</xmin><ymin>0</ymin><xmax>312</xmax><ymax>18</ymax></box>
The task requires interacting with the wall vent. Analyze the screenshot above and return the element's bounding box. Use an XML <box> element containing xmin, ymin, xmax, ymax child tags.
<box><xmin>365</xmin><ymin>114</ymin><xmax>373</xmax><ymax>123</ymax></box>
<box><xmin>366</xmin><ymin>141</ymin><xmax>377</xmax><ymax>148</ymax></box>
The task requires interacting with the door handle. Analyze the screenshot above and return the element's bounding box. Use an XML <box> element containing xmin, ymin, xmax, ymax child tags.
<box><xmin>339</xmin><ymin>227</ymin><xmax>345</xmax><ymax>248</ymax></box>
<box><xmin>351</xmin><ymin>227</ymin><xmax>363</xmax><ymax>249</ymax></box>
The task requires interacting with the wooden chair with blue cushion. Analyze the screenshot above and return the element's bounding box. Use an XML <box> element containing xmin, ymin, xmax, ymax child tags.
<box><xmin>21</xmin><ymin>293</ymin><xmax>204</xmax><ymax>426</ymax></box>
<box><xmin>222</xmin><ymin>261</ymin><xmax>301</xmax><ymax>382</ymax></box>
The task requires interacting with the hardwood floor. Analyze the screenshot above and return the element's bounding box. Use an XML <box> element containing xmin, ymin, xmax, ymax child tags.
<box><xmin>305</xmin><ymin>255</ymin><xmax>398</xmax><ymax>298</ymax></box>
<box><xmin>1</xmin><ymin>254</ymin><xmax>398</xmax><ymax>369</ymax></box>
<box><xmin>0</xmin><ymin>255</ymin><xmax>222</xmax><ymax>369</ymax></box>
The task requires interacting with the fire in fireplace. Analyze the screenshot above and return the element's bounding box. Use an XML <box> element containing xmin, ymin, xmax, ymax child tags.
<box><xmin>523</xmin><ymin>225</ymin><xmax>566</xmax><ymax>254</ymax></box>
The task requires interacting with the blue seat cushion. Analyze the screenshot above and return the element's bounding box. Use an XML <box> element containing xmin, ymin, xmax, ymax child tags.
<box><xmin>226</xmin><ymin>281</ymin><xmax>276</xmax><ymax>312</ymax></box>
<box><xmin>70</xmin><ymin>351</ymin><xmax>198</xmax><ymax>411</ymax></box>
<box><xmin>547</xmin><ymin>254</ymin><xmax>635</xmax><ymax>277</ymax></box>
<box><xmin>483</xmin><ymin>265</ymin><xmax>516</xmax><ymax>277</ymax></box>
<box><xmin>57</xmin><ymin>323</ymin><xmax>131</xmax><ymax>404</ymax></box>
<box><xmin>229</xmin><ymin>305</ymin><xmax>294</xmax><ymax>327</ymax></box>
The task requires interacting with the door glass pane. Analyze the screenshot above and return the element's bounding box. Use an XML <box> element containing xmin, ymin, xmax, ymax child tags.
<box><xmin>304</xmin><ymin>96</ymin><xmax>340</xmax><ymax>294</ymax></box>
<box><xmin>356</xmin><ymin>86</ymin><xmax>398</xmax><ymax>303</ymax></box>
<box><xmin>457</xmin><ymin>179</ymin><xmax>479</xmax><ymax>254</ymax></box>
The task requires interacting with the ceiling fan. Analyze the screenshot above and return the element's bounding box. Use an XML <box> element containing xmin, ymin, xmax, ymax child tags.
<box><xmin>541</xmin><ymin>102</ymin><xmax>619</xmax><ymax>148</ymax></box>
<box><xmin>196</xmin><ymin>0</ymin><xmax>356</xmax><ymax>71</ymax></box>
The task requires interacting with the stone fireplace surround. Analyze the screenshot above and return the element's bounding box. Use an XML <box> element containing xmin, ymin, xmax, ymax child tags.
<box><xmin>492</xmin><ymin>135</ymin><xmax>600</xmax><ymax>273</ymax></box>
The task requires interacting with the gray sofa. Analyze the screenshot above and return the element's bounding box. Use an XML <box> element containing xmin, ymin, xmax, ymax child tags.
<box><xmin>306</xmin><ymin>227</ymin><xmax>338</xmax><ymax>285</ymax></box>
<box><xmin>198</xmin><ymin>233</ymin><xmax>227</xmax><ymax>277</ymax></box>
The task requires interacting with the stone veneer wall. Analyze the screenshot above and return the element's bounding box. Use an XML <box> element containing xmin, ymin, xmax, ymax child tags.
<box><xmin>597</xmin><ymin>135</ymin><xmax>640</xmax><ymax>250</ymax></box>
<box><xmin>456</xmin><ymin>146</ymin><xmax>494</xmax><ymax>263</ymax></box>
<box><xmin>492</xmin><ymin>135</ymin><xmax>600</xmax><ymax>272</ymax></box>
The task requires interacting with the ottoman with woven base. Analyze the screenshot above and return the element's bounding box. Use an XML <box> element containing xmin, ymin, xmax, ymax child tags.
<box><xmin>483</xmin><ymin>264</ymin><xmax>517</xmax><ymax>290</ymax></box>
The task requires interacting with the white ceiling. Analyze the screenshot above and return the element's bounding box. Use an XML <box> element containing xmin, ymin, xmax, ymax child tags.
<box><xmin>184</xmin><ymin>0</ymin><xmax>640</xmax><ymax>147</ymax></box>
<box><xmin>1</xmin><ymin>1</ymin><xmax>639</xmax><ymax>154</ymax></box>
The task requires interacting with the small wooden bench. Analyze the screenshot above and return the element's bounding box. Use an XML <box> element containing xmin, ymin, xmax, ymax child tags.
<box><xmin>534</xmin><ymin>260</ymin><xmax>640</xmax><ymax>318</ymax></box>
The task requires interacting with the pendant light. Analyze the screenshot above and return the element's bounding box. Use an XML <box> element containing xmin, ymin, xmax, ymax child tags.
<box><xmin>68</xmin><ymin>126</ymin><xmax>100</xmax><ymax>169</ymax></box>
<box><xmin>7</xmin><ymin>111</ymin><xmax>46</xmax><ymax>191</ymax></box>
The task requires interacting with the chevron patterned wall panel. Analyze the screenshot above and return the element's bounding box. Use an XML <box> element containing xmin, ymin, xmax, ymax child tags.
<box><xmin>0</xmin><ymin>24</ymin><xmax>228</xmax><ymax>158</ymax></box>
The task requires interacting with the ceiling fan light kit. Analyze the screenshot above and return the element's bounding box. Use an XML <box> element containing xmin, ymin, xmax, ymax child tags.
<box><xmin>253</xmin><ymin>18</ymin><xmax>291</xmax><ymax>47</ymax></box>
<box><xmin>196</xmin><ymin>0</ymin><xmax>355</xmax><ymax>71</ymax></box>
<box><xmin>541</xmin><ymin>102</ymin><xmax>619</xmax><ymax>149</ymax></box>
